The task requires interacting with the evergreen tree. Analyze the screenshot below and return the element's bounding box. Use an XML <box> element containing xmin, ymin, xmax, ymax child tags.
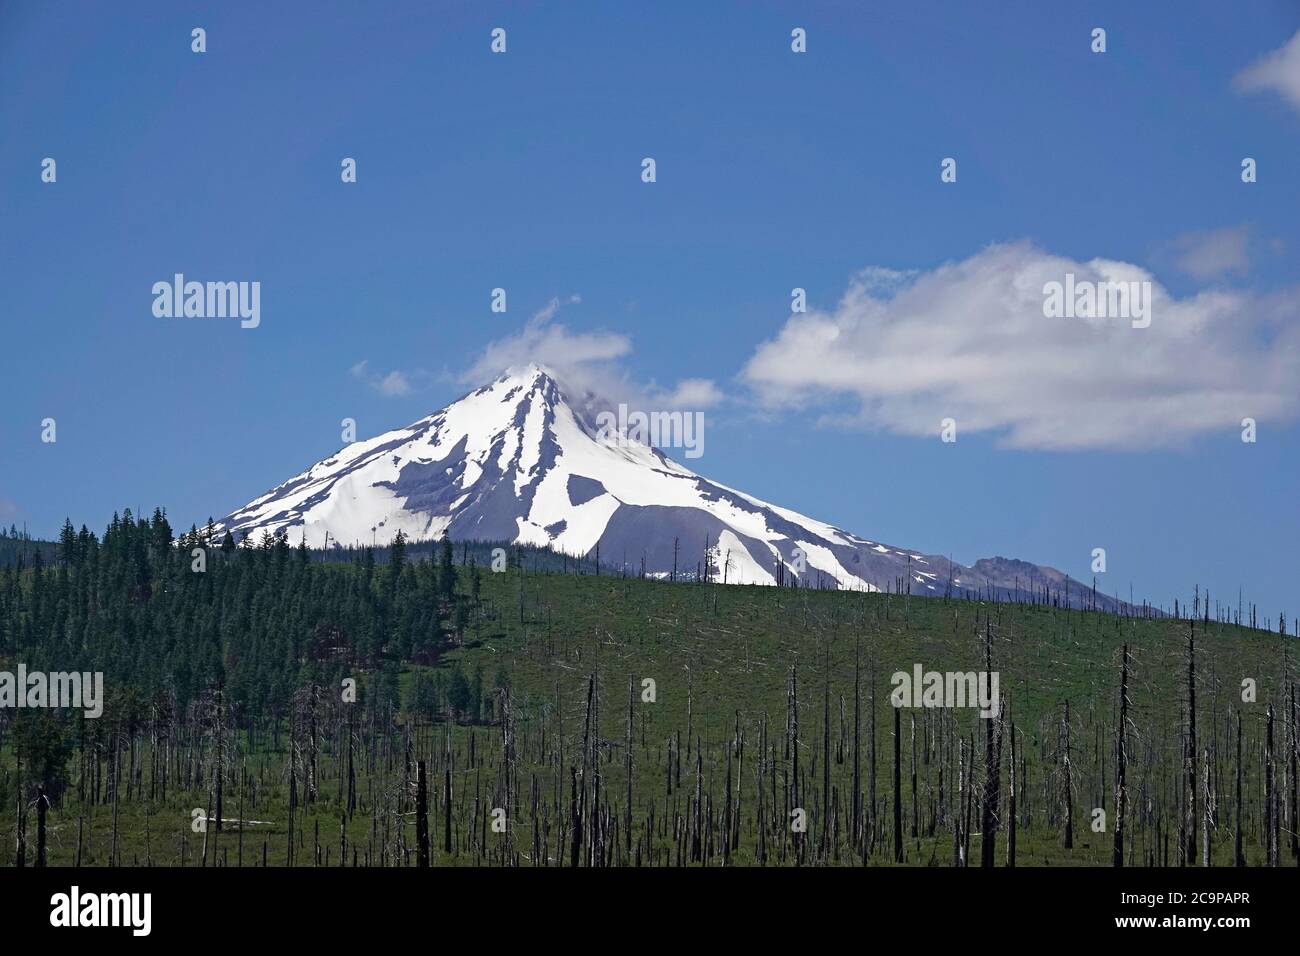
<box><xmin>152</xmin><ymin>508</ymin><xmax>174</xmax><ymax>553</ymax></box>
<box><xmin>410</xmin><ymin>672</ymin><xmax>437</xmax><ymax>720</ymax></box>
<box><xmin>437</xmin><ymin>535</ymin><xmax>455</xmax><ymax>602</ymax></box>
<box><xmin>77</xmin><ymin>525</ymin><xmax>94</xmax><ymax>563</ymax></box>
<box><xmin>470</xmin><ymin>663</ymin><xmax>484</xmax><ymax>723</ymax></box>
<box><xmin>448</xmin><ymin>666</ymin><xmax>472</xmax><ymax>720</ymax></box>
<box><xmin>390</xmin><ymin>530</ymin><xmax>407</xmax><ymax>584</ymax></box>
<box><xmin>58</xmin><ymin>519</ymin><xmax>76</xmax><ymax>566</ymax></box>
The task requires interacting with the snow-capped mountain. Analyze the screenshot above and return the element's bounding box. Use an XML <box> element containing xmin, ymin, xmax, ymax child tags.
<box><xmin>216</xmin><ymin>364</ymin><xmax>1119</xmax><ymax>607</ymax></box>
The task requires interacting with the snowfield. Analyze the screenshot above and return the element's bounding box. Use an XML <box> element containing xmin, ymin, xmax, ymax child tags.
<box><xmin>215</xmin><ymin>364</ymin><xmax>1118</xmax><ymax>606</ymax></box>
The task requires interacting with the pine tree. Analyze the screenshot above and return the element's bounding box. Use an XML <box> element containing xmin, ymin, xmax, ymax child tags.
<box><xmin>471</xmin><ymin>664</ymin><xmax>484</xmax><ymax>723</ymax></box>
<box><xmin>448</xmin><ymin>666</ymin><xmax>472</xmax><ymax>720</ymax></box>
<box><xmin>389</xmin><ymin>530</ymin><xmax>407</xmax><ymax>587</ymax></box>
<box><xmin>437</xmin><ymin>535</ymin><xmax>456</xmax><ymax>602</ymax></box>
<box><xmin>58</xmin><ymin>519</ymin><xmax>76</xmax><ymax>567</ymax></box>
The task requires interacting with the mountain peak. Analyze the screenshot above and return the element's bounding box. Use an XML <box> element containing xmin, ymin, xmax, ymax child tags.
<box><xmin>477</xmin><ymin>363</ymin><xmax>574</xmax><ymax>414</ymax></box>
<box><xmin>494</xmin><ymin>362</ymin><xmax>563</xmax><ymax>390</ymax></box>
<box><xmin>214</xmin><ymin>365</ymin><xmax>1127</xmax><ymax>609</ymax></box>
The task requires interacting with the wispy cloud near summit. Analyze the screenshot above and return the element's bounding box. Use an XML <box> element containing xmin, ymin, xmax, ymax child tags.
<box><xmin>462</xmin><ymin>296</ymin><xmax>627</xmax><ymax>388</ymax></box>
<box><xmin>464</xmin><ymin>297</ymin><xmax>725</xmax><ymax>414</ymax></box>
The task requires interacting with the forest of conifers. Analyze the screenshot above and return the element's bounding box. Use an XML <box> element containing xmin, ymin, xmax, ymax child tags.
<box><xmin>0</xmin><ymin>509</ymin><xmax>1295</xmax><ymax>867</ymax></box>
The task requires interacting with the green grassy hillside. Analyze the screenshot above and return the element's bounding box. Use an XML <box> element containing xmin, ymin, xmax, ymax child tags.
<box><xmin>0</xmin><ymin>516</ymin><xmax>1294</xmax><ymax>867</ymax></box>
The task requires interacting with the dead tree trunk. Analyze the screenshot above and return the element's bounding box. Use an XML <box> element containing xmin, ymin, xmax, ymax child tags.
<box><xmin>954</xmin><ymin>736</ymin><xmax>965</xmax><ymax>866</ymax></box>
<box><xmin>443</xmin><ymin>730</ymin><xmax>454</xmax><ymax>855</ymax></box>
<box><xmin>1266</xmin><ymin>703</ymin><xmax>1278</xmax><ymax>866</ymax></box>
<box><xmin>1234</xmin><ymin>709</ymin><xmax>1245</xmax><ymax>867</ymax></box>
<box><xmin>980</xmin><ymin>622</ymin><xmax>999</xmax><ymax>867</ymax></box>
<box><xmin>416</xmin><ymin>760</ymin><xmax>430</xmax><ymax>867</ymax></box>
<box><xmin>1063</xmin><ymin>700</ymin><xmax>1074</xmax><ymax>850</ymax></box>
<box><xmin>35</xmin><ymin>786</ymin><xmax>49</xmax><ymax>867</ymax></box>
<box><xmin>1291</xmin><ymin>686</ymin><xmax>1299</xmax><ymax>863</ymax></box>
<box><xmin>852</xmin><ymin>638</ymin><xmax>862</xmax><ymax>854</ymax></box>
<box><xmin>1007</xmin><ymin>714</ymin><xmax>1016</xmax><ymax>868</ymax></box>
<box><xmin>1114</xmin><ymin>643</ymin><xmax>1129</xmax><ymax>867</ymax></box>
<box><xmin>626</xmin><ymin>677</ymin><xmax>634</xmax><ymax>856</ymax></box>
<box><xmin>893</xmin><ymin>704</ymin><xmax>903</xmax><ymax>863</ymax></box>
<box><xmin>869</xmin><ymin>663</ymin><xmax>877</xmax><ymax>857</ymax></box>
<box><xmin>1186</xmin><ymin>622</ymin><xmax>1198</xmax><ymax>863</ymax></box>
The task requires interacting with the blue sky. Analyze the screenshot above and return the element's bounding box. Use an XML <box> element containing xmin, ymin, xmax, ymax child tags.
<box><xmin>2</xmin><ymin>1</ymin><xmax>1297</xmax><ymax>617</ymax></box>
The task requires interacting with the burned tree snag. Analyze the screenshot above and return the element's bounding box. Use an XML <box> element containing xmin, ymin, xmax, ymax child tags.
<box><xmin>1186</xmin><ymin>622</ymin><xmax>1198</xmax><ymax>863</ymax></box>
<box><xmin>893</xmin><ymin>704</ymin><xmax>903</xmax><ymax>863</ymax></box>
<box><xmin>416</xmin><ymin>760</ymin><xmax>430</xmax><ymax>867</ymax></box>
<box><xmin>1235</xmin><ymin>709</ymin><xmax>1245</xmax><ymax>867</ymax></box>
<box><xmin>1114</xmin><ymin>643</ymin><xmax>1129</xmax><ymax>867</ymax></box>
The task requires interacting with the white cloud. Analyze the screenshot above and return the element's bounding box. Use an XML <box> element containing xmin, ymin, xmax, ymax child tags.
<box><xmin>351</xmin><ymin>359</ymin><xmax>427</xmax><ymax>397</ymax></box>
<box><xmin>1164</xmin><ymin>226</ymin><xmax>1251</xmax><ymax>281</ymax></box>
<box><xmin>378</xmin><ymin>371</ymin><xmax>413</xmax><ymax>396</ymax></box>
<box><xmin>651</xmin><ymin>378</ymin><xmax>725</xmax><ymax>409</ymax></box>
<box><xmin>742</xmin><ymin>241</ymin><xmax>1300</xmax><ymax>450</ymax></box>
<box><xmin>527</xmin><ymin>294</ymin><xmax>583</xmax><ymax>325</ymax></box>
<box><xmin>1234</xmin><ymin>30</ymin><xmax>1300</xmax><ymax>114</ymax></box>
<box><xmin>464</xmin><ymin>296</ymin><xmax>630</xmax><ymax>387</ymax></box>
<box><xmin>464</xmin><ymin>296</ymin><xmax>725</xmax><ymax>414</ymax></box>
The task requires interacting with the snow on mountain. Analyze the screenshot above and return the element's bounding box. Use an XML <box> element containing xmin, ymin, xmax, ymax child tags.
<box><xmin>216</xmin><ymin>364</ymin><xmax>1120</xmax><ymax>607</ymax></box>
